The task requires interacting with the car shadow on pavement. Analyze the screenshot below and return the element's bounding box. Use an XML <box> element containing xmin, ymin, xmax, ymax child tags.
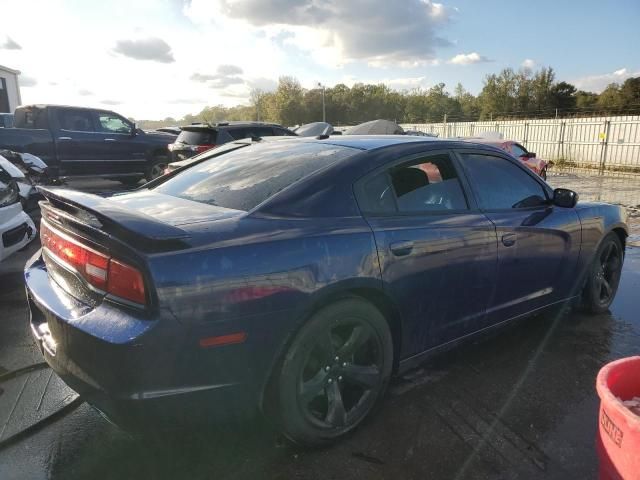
<box><xmin>30</xmin><ymin>306</ymin><xmax>617</xmax><ymax>480</ymax></box>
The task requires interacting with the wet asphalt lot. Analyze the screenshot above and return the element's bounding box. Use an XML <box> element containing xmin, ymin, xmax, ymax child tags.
<box><xmin>1</xmin><ymin>171</ymin><xmax>639</xmax><ymax>479</ymax></box>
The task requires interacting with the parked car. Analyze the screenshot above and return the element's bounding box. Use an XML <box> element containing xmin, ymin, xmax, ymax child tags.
<box><xmin>294</xmin><ymin>122</ymin><xmax>334</xmax><ymax>137</ymax></box>
<box><xmin>153</xmin><ymin>126</ymin><xmax>181</xmax><ymax>136</ymax></box>
<box><xmin>0</xmin><ymin>150</ymin><xmax>48</xmax><ymax>219</ymax></box>
<box><xmin>0</xmin><ymin>161</ymin><xmax>36</xmax><ymax>262</ymax></box>
<box><xmin>0</xmin><ymin>113</ymin><xmax>14</xmax><ymax>128</ymax></box>
<box><xmin>462</xmin><ymin>138</ymin><xmax>550</xmax><ymax>179</ymax></box>
<box><xmin>0</xmin><ymin>105</ymin><xmax>175</xmax><ymax>184</ymax></box>
<box><xmin>344</xmin><ymin>119</ymin><xmax>404</xmax><ymax>135</ymax></box>
<box><xmin>26</xmin><ymin>136</ymin><xmax>627</xmax><ymax>446</ymax></box>
<box><xmin>168</xmin><ymin>122</ymin><xmax>296</xmax><ymax>162</ymax></box>
<box><xmin>404</xmin><ymin>130</ymin><xmax>438</xmax><ymax>138</ymax></box>
<box><xmin>164</xmin><ymin>138</ymin><xmax>266</xmax><ymax>174</ymax></box>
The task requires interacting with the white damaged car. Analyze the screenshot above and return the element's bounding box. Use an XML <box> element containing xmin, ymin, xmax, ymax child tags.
<box><xmin>0</xmin><ymin>157</ymin><xmax>36</xmax><ymax>262</ymax></box>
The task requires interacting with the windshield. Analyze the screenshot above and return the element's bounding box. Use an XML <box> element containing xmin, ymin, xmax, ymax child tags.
<box><xmin>154</xmin><ymin>141</ymin><xmax>357</xmax><ymax>211</ymax></box>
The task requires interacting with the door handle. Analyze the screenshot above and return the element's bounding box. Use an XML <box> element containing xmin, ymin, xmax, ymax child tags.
<box><xmin>502</xmin><ymin>233</ymin><xmax>517</xmax><ymax>247</ymax></box>
<box><xmin>104</xmin><ymin>138</ymin><xmax>116</xmax><ymax>142</ymax></box>
<box><xmin>58</xmin><ymin>136</ymin><xmax>72</xmax><ymax>141</ymax></box>
<box><xmin>390</xmin><ymin>240</ymin><xmax>414</xmax><ymax>256</ymax></box>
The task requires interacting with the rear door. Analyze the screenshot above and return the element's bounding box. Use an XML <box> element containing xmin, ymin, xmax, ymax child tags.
<box><xmin>356</xmin><ymin>151</ymin><xmax>497</xmax><ymax>356</ymax></box>
<box><xmin>456</xmin><ymin>150</ymin><xmax>580</xmax><ymax>323</ymax></box>
<box><xmin>93</xmin><ymin>111</ymin><xmax>147</xmax><ymax>175</ymax></box>
<box><xmin>52</xmin><ymin>107</ymin><xmax>104</xmax><ymax>176</ymax></box>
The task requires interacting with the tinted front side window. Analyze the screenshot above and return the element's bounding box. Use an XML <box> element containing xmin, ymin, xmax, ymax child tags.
<box><xmin>254</xmin><ymin>126</ymin><xmax>274</xmax><ymax>137</ymax></box>
<box><xmin>227</xmin><ymin>128</ymin><xmax>248</xmax><ymax>140</ymax></box>
<box><xmin>98</xmin><ymin>113</ymin><xmax>131</xmax><ymax>134</ymax></box>
<box><xmin>462</xmin><ymin>153</ymin><xmax>547</xmax><ymax>209</ymax></box>
<box><xmin>154</xmin><ymin>142</ymin><xmax>357</xmax><ymax>211</ymax></box>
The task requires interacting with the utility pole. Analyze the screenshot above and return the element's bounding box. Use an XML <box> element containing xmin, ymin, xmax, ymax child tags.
<box><xmin>318</xmin><ymin>82</ymin><xmax>326</xmax><ymax>122</ymax></box>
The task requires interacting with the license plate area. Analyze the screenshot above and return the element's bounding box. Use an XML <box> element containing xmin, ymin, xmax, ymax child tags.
<box><xmin>28</xmin><ymin>294</ymin><xmax>57</xmax><ymax>356</ymax></box>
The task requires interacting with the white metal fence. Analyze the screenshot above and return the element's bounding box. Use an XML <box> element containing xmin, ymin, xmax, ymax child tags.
<box><xmin>400</xmin><ymin>115</ymin><xmax>640</xmax><ymax>172</ymax></box>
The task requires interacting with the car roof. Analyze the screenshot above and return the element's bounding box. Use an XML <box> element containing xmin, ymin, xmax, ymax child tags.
<box><xmin>179</xmin><ymin>121</ymin><xmax>285</xmax><ymax>131</ymax></box>
<box><xmin>277</xmin><ymin>134</ymin><xmax>505</xmax><ymax>152</ymax></box>
<box><xmin>459</xmin><ymin>138</ymin><xmax>516</xmax><ymax>146</ymax></box>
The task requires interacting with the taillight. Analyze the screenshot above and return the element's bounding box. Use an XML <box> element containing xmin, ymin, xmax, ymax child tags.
<box><xmin>40</xmin><ymin>223</ymin><xmax>147</xmax><ymax>306</ymax></box>
<box><xmin>194</xmin><ymin>144</ymin><xmax>215</xmax><ymax>153</ymax></box>
<box><xmin>107</xmin><ymin>259</ymin><xmax>146</xmax><ymax>305</ymax></box>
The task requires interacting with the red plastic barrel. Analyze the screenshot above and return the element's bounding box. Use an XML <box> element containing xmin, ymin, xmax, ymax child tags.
<box><xmin>596</xmin><ymin>356</ymin><xmax>640</xmax><ymax>480</ymax></box>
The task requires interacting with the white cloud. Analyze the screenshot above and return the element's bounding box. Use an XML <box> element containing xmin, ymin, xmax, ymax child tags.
<box><xmin>448</xmin><ymin>52</ymin><xmax>491</xmax><ymax>65</ymax></box>
<box><xmin>112</xmin><ymin>37</ymin><xmax>175</xmax><ymax>63</ymax></box>
<box><xmin>217</xmin><ymin>64</ymin><xmax>243</xmax><ymax>76</ymax></box>
<box><xmin>521</xmin><ymin>58</ymin><xmax>536</xmax><ymax>69</ymax></box>
<box><xmin>184</xmin><ymin>0</ymin><xmax>455</xmax><ymax>67</ymax></box>
<box><xmin>19</xmin><ymin>75</ymin><xmax>38</xmax><ymax>87</ymax></box>
<box><xmin>1</xmin><ymin>36</ymin><xmax>21</xmax><ymax>50</ymax></box>
<box><xmin>573</xmin><ymin>67</ymin><xmax>640</xmax><ymax>93</ymax></box>
<box><xmin>246</xmin><ymin>77</ymin><xmax>278</xmax><ymax>92</ymax></box>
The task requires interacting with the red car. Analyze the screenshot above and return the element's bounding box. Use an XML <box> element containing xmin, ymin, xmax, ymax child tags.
<box><xmin>464</xmin><ymin>139</ymin><xmax>550</xmax><ymax>180</ymax></box>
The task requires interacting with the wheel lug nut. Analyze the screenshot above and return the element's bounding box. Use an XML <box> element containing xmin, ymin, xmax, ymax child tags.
<box><xmin>342</xmin><ymin>362</ymin><xmax>347</xmax><ymax>367</ymax></box>
<box><xmin>327</xmin><ymin>378</ymin><xmax>333</xmax><ymax>384</ymax></box>
<box><xmin>325</xmin><ymin>366</ymin><xmax>331</xmax><ymax>372</ymax></box>
<box><xmin>338</xmin><ymin>376</ymin><xmax>343</xmax><ymax>381</ymax></box>
<box><xmin>334</xmin><ymin>356</ymin><xmax>339</xmax><ymax>362</ymax></box>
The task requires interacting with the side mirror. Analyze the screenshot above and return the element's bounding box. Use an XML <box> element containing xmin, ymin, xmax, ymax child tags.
<box><xmin>553</xmin><ymin>188</ymin><xmax>578</xmax><ymax>208</ymax></box>
<box><xmin>131</xmin><ymin>123</ymin><xmax>138</xmax><ymax>137</ymax></box>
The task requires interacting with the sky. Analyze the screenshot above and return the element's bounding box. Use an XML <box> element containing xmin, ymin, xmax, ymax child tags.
<box><xmin>1</xmin><ymin>0</ymin><xmax>639</xmax><ymax>120</ymax></box>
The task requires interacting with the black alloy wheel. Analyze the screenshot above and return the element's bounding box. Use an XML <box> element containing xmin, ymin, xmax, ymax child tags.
<box><xmin>273</xmin><ymin>298</ymin><xmax>393</xmax><ymax>446</ymax></box>
<box><xmin>582</xmin><ymin>233</ymin><xmax>623</xmax><ymax>313</ymax></box>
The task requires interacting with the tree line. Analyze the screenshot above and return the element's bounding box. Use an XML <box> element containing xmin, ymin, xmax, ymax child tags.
<box><xmin>139</xmin><ymin>67</ymin><xmax>640</xmax><ymax>129</ymax></box>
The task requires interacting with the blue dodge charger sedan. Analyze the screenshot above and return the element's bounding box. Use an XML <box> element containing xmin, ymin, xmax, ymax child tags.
<box><xmin>25</xmin><ymin>136</ymin><xmax>627</xmax><ymax>445</ymax></box>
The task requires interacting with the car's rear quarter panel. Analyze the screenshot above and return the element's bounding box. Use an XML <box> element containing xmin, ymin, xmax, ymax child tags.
<box><xmin>148</xmin><ymin>215</ymin><xmax>381</xmax><ymax>399</ymax></box>
<box><xmin>575</xmin><ymin>202</ymin><xmax>629</xmax><ymax>279</ymax></box>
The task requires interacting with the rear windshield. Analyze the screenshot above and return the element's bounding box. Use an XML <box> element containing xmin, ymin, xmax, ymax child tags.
<box><xmin>153</xmin><ymin>141</ymin><xmax>357</xmax><ymax>211</ymax></box>
<box><xmin>176</xmin><ymin>129</ymin><xmax>217</xmax><ymax>145</ymax></box>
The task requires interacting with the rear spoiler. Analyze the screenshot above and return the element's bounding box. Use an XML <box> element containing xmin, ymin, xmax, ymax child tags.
<box><xmin>38</xmin><ymin>187</ymin><xmax>190</xmax><ymax>250</ymax></box>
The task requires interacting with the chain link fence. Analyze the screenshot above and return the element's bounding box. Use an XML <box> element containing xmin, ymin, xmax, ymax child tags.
<box><xmin>400</xmin><ymin>115</ymin><xmax>640</xmax><ymax>173</ymax></box>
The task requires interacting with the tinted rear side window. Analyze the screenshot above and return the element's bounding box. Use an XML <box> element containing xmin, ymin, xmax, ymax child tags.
<box><xmin>57</xmin><ymin>109</ymin><xmax>95</xmax><ymax>132</ymax></box>
<box><xmin>176</xmin><ymin>129</ymin><xmax>217</xmax><ymax>145</ymax></box>
<box><xmin>153</xmin><ymin>142</ymin><xmax>357</xmax><ymax>211</ymax></box>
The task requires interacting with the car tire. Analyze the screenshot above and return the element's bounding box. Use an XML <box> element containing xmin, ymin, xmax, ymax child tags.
<box><xmin>145</xmin><ymin>156</ymin><xmax>168</xmax><ymax>181</ymax></box>
<box><xmin>580</xmin><ymin>233</ymin><xmax>623</xmax><ymax>313</ymax></box>
<box><xmin>272</xmin><ymin>298</ymin><xmax>393</xmax><ymax>447</ymax></box>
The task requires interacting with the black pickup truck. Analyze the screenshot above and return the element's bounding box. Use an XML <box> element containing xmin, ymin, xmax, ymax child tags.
<box><xmin>0</xmin><ymin>105</ymin><xmax>174</xmax><ymax>184</ymax></box>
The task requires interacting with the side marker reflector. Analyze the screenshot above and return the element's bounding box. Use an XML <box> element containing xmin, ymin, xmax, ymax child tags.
<box><xmin>199</xmin><ymin>332</ymin><xmax>247</xmax><ymax>348</ymax></box>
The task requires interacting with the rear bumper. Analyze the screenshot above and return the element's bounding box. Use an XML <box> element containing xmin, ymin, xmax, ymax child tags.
<box><xmin>24</xmin><ymin>251</ymin><xmax>258</xmax><ymax>428</ymax></box>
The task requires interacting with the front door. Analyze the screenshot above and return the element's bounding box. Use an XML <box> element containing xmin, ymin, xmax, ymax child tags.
<box><xmin>93</xmin><ymin>111</ymin><xmax>147</xmax><ymax>176</ymax></box>
<box><xmin>356</xmin><ymin>151</ymin><xmax>498</xmax><ymax>357</ymax></box>
<box><xmin>456</xmin><ymin>150</ymin><xmax>580</xmax><ymax>323</ymax></box>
